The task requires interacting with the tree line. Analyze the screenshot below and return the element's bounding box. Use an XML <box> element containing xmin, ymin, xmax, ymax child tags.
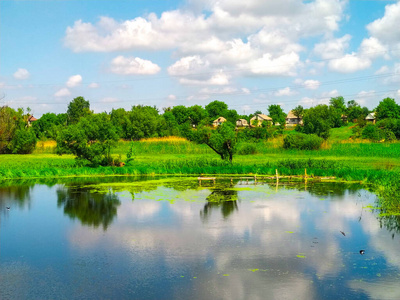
<box><xmin>1</xmin><ymin>95</ymin><xmax>400</xmax><ymax>164</ymax></box>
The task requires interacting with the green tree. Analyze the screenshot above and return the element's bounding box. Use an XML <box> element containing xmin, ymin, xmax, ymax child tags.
<box><xmin>67</xmin><ymin>96</ymin><xmax>91</xmax><ymax>124</ymax></box>
<box><xmin>375</xmin><ymin>97</ymin><xmax>400</xmax><ymax>121</ymax></box>
<box><xmin>198</xmin><ymin>122</ymin><xmax>237</xmax><ymax>162</ymax></box>
<box><xmin>268</xmin><ymin>104</ymin><xmax>286</xmax><ymax>126</ymax></box>
<box><xmin>329</xmin><ymin>96</ymin><xmax>346</xmax><ymax>113</ymax></box>
<box><xmin>171</xmin><ymin>105</ymin><xmax>189</xmax><ymax>125</ymax></box>
<box><xmin>125</xmin><ymin>105</ymin><xmax>161</xmax><ymax>140</ymax></box>
<box><xmin>301</xmin><ymin>105</ymin><xmax>332</xmax><ymax>139</ymax></box>
<box><xmin>32</xmin><ymin>112</ymin><xmax>58</xmax><ymax>139</ymax></box>
<box><xmin>292</xmin><ymin>105</ymin><xmax>304</xmax><ymax>123</ymax></box>
<box><xmin>187</xmin><ymin>105</ymin><xmax>208</xmax><ymax>126</ymax></box>
<box><xmin>56</xmin><ymin>113</ymin><xmax>119</xmax><ymax>166</ymax></box>
<box><xmin>205</xmin><ymin>100</ymin><xmax>228</xmax><ymax>121</ymax></box>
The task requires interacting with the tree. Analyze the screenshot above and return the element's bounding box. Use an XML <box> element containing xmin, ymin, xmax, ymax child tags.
<box><xmin>329</xmin><ymin>96</ymin><xmax>346</xmax><ymax>113</ymax></box>
<box><xmin>67</xmin><ymin>96</ymin><xmax>91</xmax><ymax>124</ymax></box>
<box><xmin>301</xmin><ymin>105</ymin><xmax>332</xmax><ymax>139</ymax></box>
<box><xmin>268</xmin><ymin>104</ymin><xmax>286</xmax><ymax>126</ymax></box>
<box><xmin>205</xmin><ymin>100</ymin><xmax>228</xmax><ymax>121</ymax></box>
<box><xmin>187</xmin><ymin>105</ymin><xmax>208</xmax><ymax>126</ymax></box>
<box><xmin>375</xmin><ymin>97</ymin><xmax>400</xmax><ymax>121</ymax></box>
<box><xmin>198</xmin><ymin>122</ymin><xmax>237</xmax><ymax>162</ymax></box>
<box><xmin>32</xmin><ymin>112</ymin><xmax>58</xmax><ymax>139</ymax></box>
<box><xmin>125</xmin><ymin>105</ymin><xmax>161</xmax><ymax>140</ymax></box>
<box><xmin>292</xmin><ymin>105</ymin><xmax>304</xmax><ymax>123</ymax></box>
<box><xmin>56</xmin><ymin>113</ymin><xmax>119</xmax><ymax>166</ymax></box>
<box><xmin>171</xmin><ymin>105</ymin><xmax>189</xmax><ymax>125</ymax></box>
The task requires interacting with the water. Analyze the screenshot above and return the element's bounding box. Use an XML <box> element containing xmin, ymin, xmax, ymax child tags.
<box><xmin>1</xmin><ymin>177</ymin><xmax>400</xmax><ymax>300</ymax></box>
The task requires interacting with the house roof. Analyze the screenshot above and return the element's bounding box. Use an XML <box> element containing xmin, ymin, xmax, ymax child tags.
<box><xmin>28</xmin><ymin>115</ymin><xmax>37</xmax><ymax>122</ymax></box>
<box><xmin>286</xmin><ymin>110</ymin><xmax>298</xmax><ymax>119</ymax></box>
<box><xmin>236</xmin><ymin>118</ymin><xmax>248</xmax><ymax>123</ymax></box>
<box><xmin>213</xmin><ymin>116</ymin><xmax>227</xmax><ymax>123</ymax></box>
<box><xmin>365</xmin><ymin>112</ymin><xmax>375</xmax><ymax>120</ymax></box>
<box><xmin>250</xmin><ymin>114</ymin><xmax>272</xmax><ymax>121</ymax></box>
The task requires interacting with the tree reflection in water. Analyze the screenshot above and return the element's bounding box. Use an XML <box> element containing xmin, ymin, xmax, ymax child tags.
<box><xmin>200</xmin><ymin>189</ymin><xmax>238</xmax><ymax>221</ymax></box>
<box><xmin>57</xmin><ymin>186</ymin><xmax>120</xmax><ymax>230</ymax></box>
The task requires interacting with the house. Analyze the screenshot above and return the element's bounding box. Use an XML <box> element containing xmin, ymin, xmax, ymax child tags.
<box><xmin>365</xmin><ymin>112</ymin><xmax>376</xmax><ymax>124</ymax></box>
<box><xmin>285</xmin><ymin>110</ymin><xmax>302</xmax><ymax>126</ymax></box>
<box><xmin>250</xmin><ymin>114</ymin><xmax>272</xmax><ymax>127</ymax></box>
<box><xmin>236</xmin><ymin>119</ymin><xmax>249</xmax><ymax>128</ymax></box>
<box><xmin>27</xmin><ymin>115</ymin><xmax>37</xmax><ymax>127</ymax></box>
<box><xmin>213</xmin><ymin>116</ymin><xmax>227</xmax><ymax>127</ymax></box>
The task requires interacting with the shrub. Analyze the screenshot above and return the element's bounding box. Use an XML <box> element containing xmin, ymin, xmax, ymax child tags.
<box><xmin>237</xmin><ymin>143</ymin><xmax>258</xmax><ymax>155</ymax></box>
<box><xmin>9</xmin><ymin>128</ymin><xmax>37</xmax><ymax>154</ymax></box>
<box><xmin>362</xmin><ymin>124</ymin><xmax>382</xmax><ymax>141</ymax></box>
<box><xmin>283</xmin><ymin>133</ymin><xmax>323</xmax><ymax>150</ymax></box>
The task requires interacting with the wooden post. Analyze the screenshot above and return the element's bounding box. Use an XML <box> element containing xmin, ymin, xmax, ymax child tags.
<box><xmin>230</xmin><ymin>178</ymin><xmax>233</xmax><ymax>185</ymax></box>
<box><xmin>254</xmin><ymin>176</ymin><xmax>257</xmax><ymax>185</ymax></box>
<box><xmin>304</xmin><ymin>168</ymin><xmax>307</xmax><ymax>180</ymax></box>
<box><xmin>276</xmin><ymin>169</ymin><xmax>279</xmax><ymax>182</ymax></box>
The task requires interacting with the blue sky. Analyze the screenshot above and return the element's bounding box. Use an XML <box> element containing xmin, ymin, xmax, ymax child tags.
<box><xmin>1</xmin><ymin>0</ymin><xmax>400</xmax><ymax>117</ymax></box>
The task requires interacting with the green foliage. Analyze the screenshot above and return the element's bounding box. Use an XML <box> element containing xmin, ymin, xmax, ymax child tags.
<box><xmin>187</xmin><ymin>105</ymin><xmax>208</xmax><ymax>126</ymax></box>
<box><xmin>67</xmin><ymin>96</ymin><xmax>91</xmax><ymax>124</ymax></box>
<box><xmin>171</xmin><ymin>105</ymin><xmax>189</xmax><ymax>125</ymax></box>
<box><xmin>375</xmin><ymin>97</ymin><xmax>400</xmax><ymax>121</ymax></box>
<box><xmin>301</xmin><ymin>105</ymin><xmax>332</xmax><ymax>139</ymax></box>
<box><xmin>198</xmin><ymin>122</ymin><xmax>237</xmax><ymax>162</ymax></box>
<box><xmin>9</xmin><ymin>128</ymin><xmax>37</xmax><ymax>154</ymax></box>
<box><xmin>205</xmin><ymin>100</ymin><xmax>228</xmax><ymax>121</ymax></box>
<box><xmin>125</xmin><ymin>105</ymin><xmax>161</xmax><ymax>140</ymax></box>
<box><xmin>237</xmin><ymin>126</ymin><xmax>270</xmax><ymax>141</ymax></box>
<box><xmin>125</xmin><ymin>142</ymin><xmax>135</xmax><ymax>165</ymax></box>
<box><xmin>56</xmin><ymin>113</ymin><xmax>119</xmax><ymax>167</ymax></box>
<box><xmin>283</xmin><ymin>133</ymin><xmax>323</xmax><ymax>150</ymax></box>
<box><xmin>329</xmin><ymin>96</ymin><xmax>346</xmax><ymax>113</ymax></box>
<box><xmin>376</xmin><ymin>118</ymin><xmax>400</xmax><ymax>139</ymax></box>
<box><xmin>237</xmin><ymin>143</ymin><xmax>258</xmax><ymax>155</ymax></box>
<box><xmin>362</xmin><ymin>124</ymin><xmax>382</xmax><ymax>141</ymax></box>
<box><xmin>268</xmin><ymin>104</ymin><xmax>286</xmax><ymax>126</ymax></box>
<box><xmin>292</xmin><ymin>105</ymin><xmax>304</xmax><ymax>121</ymax></box>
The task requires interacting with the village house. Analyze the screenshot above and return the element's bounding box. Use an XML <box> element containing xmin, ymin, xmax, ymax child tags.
<box><xmin>212</xmin><ymin>116</ymin><xmax>227</xmax><ymax>127</ymax></box>
<box><xmin>250</xmin><ymin>114</ymin><xmax>272</xmax><ymax>127</ymax></box>
<box><xmin>285</xmin><ymin>110</ymin><xmax>302</xmax><ymax>126</ymax></box>
<box><xmin>27</xmin><ymin>115</ymin><xmax>37</xmax><ymax>127</ymax></box>
<box><xmin>365</xmin><ymin>112</ymin><xmax>376</xmax><ymax>124</ymax></box>
<box><xmin>236</xmin><ymin>119</ymin><xmax>249</xmax><ymax>128</ymax></box>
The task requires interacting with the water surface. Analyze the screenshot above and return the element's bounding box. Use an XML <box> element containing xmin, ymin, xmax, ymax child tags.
<box><xmin>1</xmin><ymin>177</ymin><xmax>400</xmax><ymax>300</ymax></box>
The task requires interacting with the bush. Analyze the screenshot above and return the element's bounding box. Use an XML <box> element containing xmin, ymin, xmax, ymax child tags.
<box><xmin>9</xmin><ymin>128</ymin><xmax>37</xmax><ymax>154</ymax></box>
<box><xmin>237</xmin><ymin>143</ymin><xmax>258</xmax><ymax>155</ymax></box>
<box><xmin>362</xmin><ymin>124</ymin><xmax>382</xmax><ymax>141</ymax></box>
<box><xmin>283</xmin><ymin>133</ymin><xmax>323</xmax><ymax>150</ymax></box>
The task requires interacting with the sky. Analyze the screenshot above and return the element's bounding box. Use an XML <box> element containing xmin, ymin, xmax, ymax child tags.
<box><xmin>1</xmin><ymin>0</ymin><xmax>400</xmax><ymax>117</ymax></box>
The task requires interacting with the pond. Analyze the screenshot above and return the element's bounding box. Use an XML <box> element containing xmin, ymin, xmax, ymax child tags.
<box><xmin>1</xmin><ymin>177</ymin><xmax>400</xmax><ymax>300</ymax></box>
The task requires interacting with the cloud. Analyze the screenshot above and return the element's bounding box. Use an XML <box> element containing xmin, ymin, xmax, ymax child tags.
<box><xmin>313</xmin><ymin>34</ymin><xmax>351</xmax><ymax>59</ymax></box>
<box><xmin>274</xmin><ymin>87</ymin><xmax>296</xmax><ymax>97</ymax></box>
<box><xmin>13</xmin><ymin>68</ymin><xmax>30</xmax><ymax>80</ymax></box>
<box><xmin>328</xmin><ymin>54</ymin><xmax>371</xmax><ymax>73</ymax></box>
<box><xmin>54</xmin><ymin>88</ymin><xmax>71</xmax><ymax>97</ymax></box>
<box><xmin>88</xmin><ymin>82</ymin><xmax>99</xmax><ymax>88</ymax></box>
<box><xmin>167</xmin><ymin>94</ymin><xmax>177</xmax><ymax>100</ymax></box>
<box><xmin>367</xmin><ymin>2</ymin><xmax>400</xmax><ymax>46</ymax></box>
<box><xmin>303</xmin><ymin>79</ymin><xmax>320</xmax><ymax>90</ymax></box>
<box><xmin>168</xmin><ymin>56</ymin><xmax>230</xmax><ymax>85</ymax></box>
<box><xmin>63</xmin><ymin>0</ymin><xmax>346</xmax><ymax>84</ymax></box>
<box><xmin>375</xmin><ymin>65</ymin><xmax>389</xmax><ymax>75</ymax></box>
<box><xmin>110</xmin><ymin>56</ymin><xmax>161</xmax><ymax>75</ymax></box>
<box><xmin>66</xmin><ymin>74</ymin><xmax>82</xmax><ymax>87</ymax></box>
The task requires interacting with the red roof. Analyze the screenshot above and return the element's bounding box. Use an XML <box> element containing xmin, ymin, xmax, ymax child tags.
<box><xmin>28</xmin><ymin>115</ymin><xmax>37</xmax><ymax>122</ymax></box>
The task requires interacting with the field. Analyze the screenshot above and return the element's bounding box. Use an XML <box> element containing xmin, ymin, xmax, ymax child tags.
<box><xmin>1</xmin><ymin>127</ymin><xmax>400</xmax><ymax>213</ymax></box>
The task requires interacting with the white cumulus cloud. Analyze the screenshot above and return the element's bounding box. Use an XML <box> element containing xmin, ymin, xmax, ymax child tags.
<box><xmin>66</xmin><ymin>74</ymin><xmax>82</xmax><ymax>87</ymax></box>
<box><xmin>54</xmin><ymin>88</ymin><xmax>71</xmax><ymax>97</ymax></box>
<box><xmin>13</xmin><ymin>68</ymin><xmax>30</xmax><ymax>80</ymax></box>
<box><xmin>88</xmin><ymin>82</ymin><xmax>99</xmax><ymax>88</ymax></box>
<box><xmin>328</xmin><ymin>54</ymin><xmax>371</xmax><ymax>73</ymax></box>
<box><xmin>110</xmin><ymin>56</ymin><xmax>161</xmax><ymax>75</ymax></box>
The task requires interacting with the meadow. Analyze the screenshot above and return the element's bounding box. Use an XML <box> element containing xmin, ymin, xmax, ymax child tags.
<box><xmin>1</xmin><ymin>128</ymin><xmax>400</xmax><ymax>214</ymax></box>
